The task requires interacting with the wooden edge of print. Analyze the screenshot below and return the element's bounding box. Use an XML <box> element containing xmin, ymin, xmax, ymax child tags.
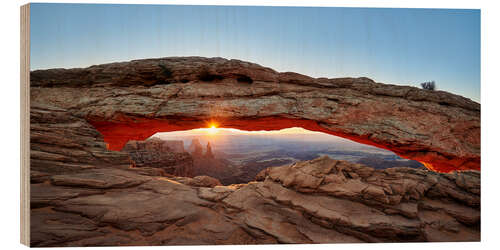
<box><xmin>20</xmin><ymin>3</ymin><xmax>30</xmax><ymax>246</ymax></box>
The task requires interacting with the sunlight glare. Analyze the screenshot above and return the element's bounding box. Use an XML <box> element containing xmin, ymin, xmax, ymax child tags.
<box><xmin>208</xmin><ymin>125</ymin><xmax>218</xmax><ymax>135</ymax></box>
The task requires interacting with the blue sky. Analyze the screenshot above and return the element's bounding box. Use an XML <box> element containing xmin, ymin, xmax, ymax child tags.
<box><xmin>30</xmin><ymin>4</ymin><xmax>480</xmax><ymax>102</ymax></box>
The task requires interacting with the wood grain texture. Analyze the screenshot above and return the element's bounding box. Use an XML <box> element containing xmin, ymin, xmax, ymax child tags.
<box><xmin>20</xmin><ymin>3</ymin><xmax>30</xmax><ymax>246</ymax></box>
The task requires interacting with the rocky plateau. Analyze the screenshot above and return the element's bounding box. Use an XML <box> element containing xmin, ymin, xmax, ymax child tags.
<box><xmin>28</xmin><ymin>57</ymin><xmax>481</xmax><ymax>246</ymax></box>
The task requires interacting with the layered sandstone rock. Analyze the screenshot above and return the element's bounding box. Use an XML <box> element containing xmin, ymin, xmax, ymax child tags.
<box><xmin>28</xmin><ymin>57</ymin><xmax>481</xmax><ymax>246</ymax></box>
<box><xmin>28</xmin><ymin>104</ymin><xmax>480</xmax><ymax>245</ymax></box>
<box><xmin>30</xmin><ymin>57</ymin><xmax>480</xmax><ymax>172</ymax></box>
<box><xmin>121</xmin><ymin>138</ymin><xmax>194</xmax><ymax>177</ymax></box>
<box><xmin>30</xmin><ymin>155</ymin><xmax>479</xmax><ymax>246</ymax></box>
<box><xmin>30</xmin><ymin>104</ymin><xmax>132</xmax><ymax>177</ymax></box>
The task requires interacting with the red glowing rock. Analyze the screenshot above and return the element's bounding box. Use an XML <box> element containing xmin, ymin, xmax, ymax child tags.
<box><xmin>31</xmin><ymin>57</ymin><xmax>480</xmax><ymax>172</ymax></box>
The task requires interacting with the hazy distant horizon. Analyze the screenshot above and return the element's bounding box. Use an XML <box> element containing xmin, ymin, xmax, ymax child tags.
<box><xmin>152</xmin><ymin>127</ymin><xmax>394</xmax><ymax>155</ymax></box>
<box><xmin>153</xmin><ymin>127</ymin><xmax>323</xmax><ymax>136</ymax></box>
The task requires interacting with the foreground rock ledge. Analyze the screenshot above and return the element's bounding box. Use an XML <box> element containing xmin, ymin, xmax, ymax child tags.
<box><xmin>31</xmin><ymin>157</ymin><xmax>480</xmax><ymax>246</ymax></box>
<box><xmin>30</xmin><ymin>57</ymin><xmax>480</xmax><ymax>172</ymax></box>
<box><xmin>29</xmin><ymin>106</ymin><xmax>480</xmax><ymax>246</ymax></box>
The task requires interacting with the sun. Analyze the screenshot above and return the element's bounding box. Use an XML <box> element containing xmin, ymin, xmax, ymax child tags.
<box><xmin>207</xmin><ymin>125</ymin><xmax>218</xmax><ymax>135</ymax></box>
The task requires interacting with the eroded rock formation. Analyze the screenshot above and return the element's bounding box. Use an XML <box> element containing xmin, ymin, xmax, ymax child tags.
<box><xmin>30</xmin><ymin>105</ymin><xmax>132</xmax><ymax>178</ymax></box>
<box><xmin>30</xmin><ymin>57</ymin><xmax>480</xmax><ymax>172</ymax></box>
<box><xmin>31</xmin><ymin>153</ymin><xmax>480</xmax><ymax>246</ymax></box>
<box><xmin>121</xmin><ymin>138</ymin><xmax>194</xmax><ymax>177</ymax></box>
<box><xmin>28</xmin><ymin>57</ymin><xmax>481</xmax><ymax>246</ymax></box>
<box><xmin>163</xmin><ymin>140</ymin><xmax>185</xmax><ymax>153</ymax></box>
<box><xmin>205</xmin><ymin>142</ymin><xmax>214</xmax><ymax>158</ymax></box>
<box><xmin>188</xmin><ymin>139</ymin><xmax>203</xmax><ymax>158</ymax></box>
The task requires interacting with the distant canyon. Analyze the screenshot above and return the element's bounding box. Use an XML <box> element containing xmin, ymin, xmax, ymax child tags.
<box><xmin>120</xmin><ymin>131</ymin><xmax>425</xmax><ymax>185</ymax></box>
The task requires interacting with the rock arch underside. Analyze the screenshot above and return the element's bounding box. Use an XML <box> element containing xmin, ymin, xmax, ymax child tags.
<box><xmin>29</xmin><ymin>57</ymin><xmax>480</xmax><ymax>246</ymax></box>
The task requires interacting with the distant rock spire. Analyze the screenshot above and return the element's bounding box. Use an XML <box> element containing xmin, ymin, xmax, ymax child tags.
<box><xmin>205</xmin><ymin>141</ymin><xmax>214</xmax><ymax>158</ymax></box>
<box><xmin>189</xmin><ymin>139</ymin><xmax>203</xmax><ymax>158</ymax></box>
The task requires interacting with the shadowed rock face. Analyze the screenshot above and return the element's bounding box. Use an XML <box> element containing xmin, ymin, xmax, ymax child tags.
<box><xmin>121</xmin><ymin>138</ymin><xmax>194</xmax><ymax>177</ymax></box>
<box><xmin>205</xmin><ymin>142</ymin><xmax>214</xmax><ymax>158</ymax></box>
<box><xmin>30</xmin><ymin>57</ymin><xmax>479</xmax><ymax>172</ymax></box>
<box><xmin>188</xmin><ymin>139</ymin><xmax>203</xmax><ymax>157</ymax></box>
<box><xmin>29</xmin><ymin>103</ymin><xmax>480</xmax><ymax>246</ymax></box>
<box><xmin>30</xmin><ymin>105</ymin><xmax>132</xmax><ymax>178</ymax></box>
<box><xmin>163</xmin><ymin>140</ymin><xmax>185</xmax><ymax>153</ymax></box>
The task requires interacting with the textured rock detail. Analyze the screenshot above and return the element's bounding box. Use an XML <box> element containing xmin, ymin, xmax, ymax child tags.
<box><xmin>121</xmin><ymin>138</ymin><xmax>194</xmax><ymax>177</ymax></box>
<box><xmin>31</xmin><ymin>155</ymin><xmax>479</xmax><ymax>246</ymax></box>
<box><xmin>28</xmin><ymin>106</ymin><xmax>480</xmax><ymax>246</ymax></box>
<box><xmin>30</xmin><ymin>104</ymin><xmax>133</xmax><ymax>176</ymax></box>
<box><xmin>30</xmin><ymin>57</ymin><xmax>480</xmax><ymax>172</ymax></box>
<box><xmin>28</xmin><ymin>57</ymin><xmax>481</xmax><ymax>246</ymax></box>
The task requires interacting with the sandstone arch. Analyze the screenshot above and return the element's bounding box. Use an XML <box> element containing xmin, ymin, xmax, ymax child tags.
<box><xmin>30</xmin><ymin>57</ymin><xmax>480</xmax><ymax>172</ymax></box>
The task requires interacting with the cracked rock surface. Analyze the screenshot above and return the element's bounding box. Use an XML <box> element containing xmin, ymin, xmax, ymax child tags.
<box><xmin>31</xmin><ymin>156</ymin><xmax>480</xmax><ymax>246</ymax></box>
<box><xmin>31</xmin><ymin>57</ymin><xmax>480</xmax><ymax>172</ymax></box>
<box><xmin>29</xmin><ymin>57</ymin><xmax>480</xmax><ymax>246</ymax></box>
<box><xmin>29</xmin><ymin>106</ymin><xmax>479</xmax><ymax>246</ymax></box>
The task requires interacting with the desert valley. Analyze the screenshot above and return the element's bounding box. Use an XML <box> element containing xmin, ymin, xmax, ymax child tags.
<box><xmin>130</xmin><ymin>128</ymin><xmax>425</xmax><ymax>185</ymax></box>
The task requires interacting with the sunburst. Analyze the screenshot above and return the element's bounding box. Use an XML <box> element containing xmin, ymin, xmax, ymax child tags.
<box><xmin>207</xmin><ymin>125</ymin><xmax>218</xmax><ymax>135</ymax></box>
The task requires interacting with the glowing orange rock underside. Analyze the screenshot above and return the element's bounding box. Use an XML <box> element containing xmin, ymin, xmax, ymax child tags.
<box><xmin>89</xmin><ymin>117</ymin><xmax>479</xmax><ymax>173</ymax></box>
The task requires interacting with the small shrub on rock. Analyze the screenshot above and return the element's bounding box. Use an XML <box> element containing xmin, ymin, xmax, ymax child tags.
<box><xmin>421</xmin><ymin>81</ymin><xmax>436</xmax><ymax>90</ymax></box>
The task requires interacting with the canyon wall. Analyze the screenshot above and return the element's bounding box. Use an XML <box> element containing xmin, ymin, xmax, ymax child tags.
<box><xmin>121</xmin><ymin>138</ymin><xmax>194</xmax><ymax>177</ymax></box>
<box><xmin>163</xmin><ymin>140</ymin><xmax>185</xmax><ymax>153</ymax></box>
